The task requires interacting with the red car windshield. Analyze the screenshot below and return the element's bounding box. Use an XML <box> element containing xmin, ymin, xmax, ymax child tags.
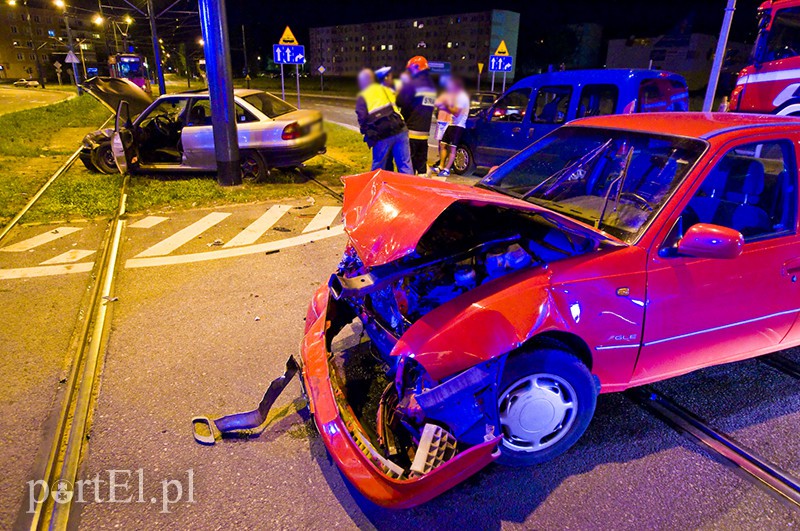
<box><xmin>480</xmin><ymin>127</ymin><xmax>706</xmax><ymax>242</ymax></box>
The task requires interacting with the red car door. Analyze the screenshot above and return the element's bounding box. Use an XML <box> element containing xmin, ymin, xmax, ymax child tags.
<box><xmin>633</xmin><ymin>135</ymin><xmax>800</xmax><ymax>385</ymax></box>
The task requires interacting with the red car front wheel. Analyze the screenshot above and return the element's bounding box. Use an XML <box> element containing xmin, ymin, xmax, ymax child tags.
<box><xmin>497</xmin><ymin>348</ymin><xmax>597</xmax><ymax>466</ymax></box>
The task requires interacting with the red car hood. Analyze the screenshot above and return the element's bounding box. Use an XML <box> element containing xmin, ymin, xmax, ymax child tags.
<box><xmin>342</xmin><ymin>170</ymin><xmax>624</xmax><ymax>267</ymax></box>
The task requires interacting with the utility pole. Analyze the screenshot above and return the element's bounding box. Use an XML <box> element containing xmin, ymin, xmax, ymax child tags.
<box><xmin>704</xmin><ymin>0</ymin><xmax>737</xmax><ymax>112</ymax></box>
<box><xmin>21</xmin><ymin>1</ymin><xmax>46</xmax><ymax>88</ymax></box>
<box><xmin>242</xmin><ymin>24</ymin><xmax>250</xmax><ymax>88</ymax></box>
<box><xmin>63</xmin><ymin>12</ymin><xmax>81</xmax><ymax>93</ymax></box>
<box><xmin>199</xmin><ymin>0</ymin><xmax>241</xmax><ymax>186</ymax></box>
<box><xmin>146</xmin><ymin>0</ymin><xmax>166</xmax><ymax>95</ymax></box>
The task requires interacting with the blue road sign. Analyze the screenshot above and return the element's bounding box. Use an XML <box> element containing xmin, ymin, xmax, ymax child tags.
<box><xmin>489</xmin><ymin>55</ymin><xmax>513</xmax><ymax>72</ymax></box>
<box><xmin>273</xmin><ymin>44</ymin><xmax>305</xmax><ymax>65</ymax></box>
<box><xmin>428</xmin><ymin>61</ymin><xmax>451</xmax><ymax>75</ymax></box>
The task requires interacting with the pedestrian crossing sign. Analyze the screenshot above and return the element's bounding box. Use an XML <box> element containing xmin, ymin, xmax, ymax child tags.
<box><xmin>494</xmin><ymin>40</ymin><xmax>509</xmax><ymax>56</ymax></box>
<box><xmin>279</xmin><ymin>26</ymin><xmax>298</xmax><ymax>45</ymax></box>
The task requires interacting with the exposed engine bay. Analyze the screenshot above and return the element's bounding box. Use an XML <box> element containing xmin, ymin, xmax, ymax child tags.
<box><xmin>325</xmin><ymin>202</ymin><xmax>596</xmax><ymax>478</ymax></box>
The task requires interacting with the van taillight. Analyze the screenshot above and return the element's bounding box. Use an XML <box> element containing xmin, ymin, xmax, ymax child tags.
<box><xmin>282</xmin><ymin>122</ymin><xmax>302</xmax><ymax>140</ymax></box>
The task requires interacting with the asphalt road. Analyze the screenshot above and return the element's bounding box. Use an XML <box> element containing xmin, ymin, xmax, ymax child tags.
<box><xmin>1</xmin><ymin>201</ymin><xmax>792</xmax><ymax>529</ymax></box>
<box><xmin>0</xmin><ymin>87</ymin><xmax>72</xmax><ymax>116</ymax></box>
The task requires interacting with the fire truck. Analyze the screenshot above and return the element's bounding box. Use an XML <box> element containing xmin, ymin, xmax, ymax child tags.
<box><xmin>730</xmin><ymin>0</ymin><xmax>800</xmax><ymax>114</ymax></box>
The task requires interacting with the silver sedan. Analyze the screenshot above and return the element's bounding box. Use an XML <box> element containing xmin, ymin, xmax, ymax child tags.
<box><xmin>80</xmin><ymin>78</ymin><xmax>326</xmax><ymax>182</ymax></box>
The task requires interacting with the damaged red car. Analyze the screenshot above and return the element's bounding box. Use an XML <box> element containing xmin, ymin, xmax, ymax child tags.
<box><xmin>299</xmin><ymin>112</ymin><xmax>800</xmax><ymax>508</ymax></box>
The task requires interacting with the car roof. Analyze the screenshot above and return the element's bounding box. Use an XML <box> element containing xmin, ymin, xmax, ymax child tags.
<box><xmin>510</xmin><ymin>69</ymin><xmax>684</xmax><ymax>89</ymax></box>
<box><xmin>172</xmin><ymin>88</ymin><xmax>264</xmax><ymax>98</ymax></box>
<box><xmin>569</xmin><ymin>112</ymin><xmax>800</xmax><ymax>140</ymax></box>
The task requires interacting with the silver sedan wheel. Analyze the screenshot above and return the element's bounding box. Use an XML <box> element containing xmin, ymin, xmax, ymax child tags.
<box><xmin>498</xmin><ymin>373</ymin><xmax>578</xmax><ymax>453</ymax></box>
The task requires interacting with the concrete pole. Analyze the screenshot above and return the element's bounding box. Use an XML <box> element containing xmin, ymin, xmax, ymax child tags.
<box><xmin>703</xmin><ymin>0</ymin><xmax>736</xmax><ymax>112</ymax></box>
<box><xmin>241</xmin><ymin>24</ymin><xmax>249</xmax><ymax>87</ymax></box>
<box><xmin>63</xmin><ymin>14</ymin><xmax>81</xmax><ymax>94</ymax></box>
<box><xmin>146</xmin><ymin>0</ymin><xmax>166</xmax><ymax>95</ymax></box>
<box><xmin>199</xmin><ymin>0</ymin><xmax>241</xmax><ymax>186</ymax></box>
<box><xmin>22</xmin><ymin>1</ymin><xmax>46</xmax><ymax>88</ymax></box>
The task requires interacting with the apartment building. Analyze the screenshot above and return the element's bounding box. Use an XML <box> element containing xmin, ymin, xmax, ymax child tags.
<box><xmin>309</xmin><ymin>10</ymin><xmax>520</xmax><ymax>78</ymax></box>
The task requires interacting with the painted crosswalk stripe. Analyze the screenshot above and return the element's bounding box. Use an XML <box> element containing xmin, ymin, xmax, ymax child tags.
<box><xmin>302</xmin><ymin>206</ymin><xmax>341</xmax><ymax>233</ymax></box>
<box><xmin>135</xmin><ymin>212</ymin><xmax>231</xmax><ymax>257</ymax></box>
<box><xmin>40</xmin><ymin>249</ymin><xmax>96</xmax><ymax>265</ymax></box>
<box><xmin>0</xmin><ymin>227</ymin><xmax>82</xmax><ymax>252</ymax></box>
<box><xmin>223</xmin><ymin>205</ymin><xmax>292</xmax><ymax>248</ymax></box>
<box><xmin>129</xmin><ymin>215</ymin><xmax>169</xmax><ymax>229</ymax></box>
<box><xmin>0</xmin><ymin>262</ymin><xmax>94</xmax><ymax>280</ymax></box>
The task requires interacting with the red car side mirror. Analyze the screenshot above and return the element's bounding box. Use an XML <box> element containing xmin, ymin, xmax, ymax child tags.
<box><xmin>677</xmin><ymin>223</ymin><xmax>744</xmax><ymax>260</ymax></box>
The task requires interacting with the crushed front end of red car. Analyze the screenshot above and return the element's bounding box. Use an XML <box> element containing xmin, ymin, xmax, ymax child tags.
<box><xmin>298</xmin><ymin>170</ymin><xmax>609</xmax><ymax>507</ymax></box>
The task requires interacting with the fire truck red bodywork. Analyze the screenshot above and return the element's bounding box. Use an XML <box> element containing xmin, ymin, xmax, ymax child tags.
<box><xmin>731</xmin><ymin>0</ymin><xmax>800</xmax><ymax>114</ymax></box>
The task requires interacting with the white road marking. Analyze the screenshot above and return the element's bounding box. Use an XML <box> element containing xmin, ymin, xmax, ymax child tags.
<box><xmin>40</xmin><ymin>249</ymin><xmax>96</xmax><ymax>265</ymax></box>
<box><xmin>0</xmin><ymin>227</ymin><xmax>82</xmax><ymax>252</ymax></box>
<box><xmin>126</xmin><ymin>225</ymin><xmax>345</xmax><ymax>269</ymax></box>
<box><xmin>302</xmin><ymin>206</ymin><xmax>341</xmax><ymax>233</ymax></box>
<box><xmin>325</xmin><ymin>119</ymin><xmax>360</xmax><ymax>133</ymax></box>
<box><xmin>129</xmin><ymin>215</ymin><xmax>169</xmax><ymax>229</ymax></box>
<box><xmin>223</xmin><ymin>205</ymin><xmax>292</xmax><ymax>248</ymax></box>
<box><xmin>0</xmin><ymin>262</ymin><xmax>94</xmax><ymax>280</ymax></box>
<box><xmin>135</xmin><ymin>212</ymin><xmax>231</xmax><ymax>257</ymax></box>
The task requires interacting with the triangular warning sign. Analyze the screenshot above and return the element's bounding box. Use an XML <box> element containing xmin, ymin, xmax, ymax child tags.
<box><xmin>279</xmin><ymin>26</ymin><xmax>298</xmax><ymax>45</ymax></box>
<box><xmin>64</xmin><ymin>50</ymin><xmax>80</xmax><ymax>63</ymax></box>
<box><xmin>494</xmin><ymin>40</ymin><xmax>509</xmax><ymax>56</ymax></box>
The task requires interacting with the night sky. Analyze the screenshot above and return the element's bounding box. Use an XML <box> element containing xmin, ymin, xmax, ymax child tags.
<box><xmin>226</xmin><ymin>0</ymin><xmax>766</xmax><ymax>56</ymax></box>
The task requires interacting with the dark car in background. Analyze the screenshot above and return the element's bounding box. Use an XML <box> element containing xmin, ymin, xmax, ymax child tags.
<box><xmin>453</xmin><ymin>69</ymin><xmax>689</xmax><ymax>175</ymax></box>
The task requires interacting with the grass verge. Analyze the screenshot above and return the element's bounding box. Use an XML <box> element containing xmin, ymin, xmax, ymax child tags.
<box><xmin>19</xmin><ymin>122</ymin><xmax>369</xmax><ymax>223</ymax></box>
<box><xmin>0</xmin><ymin>95</ymin><xmax>112</xmax><ymax>224</ymax></box>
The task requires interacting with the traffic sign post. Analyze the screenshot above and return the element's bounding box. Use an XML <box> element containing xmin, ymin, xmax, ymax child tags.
<box><xmin>53</xmin><ymin>60</ymin><xmax>63</xmax><ymax>86</ymax></box>
<box><xmin>273</xmin><ymin>27</ymin><xmax>305</xmax><ymax>105</ymax></box>
<box><xmin>318</xmin><ymin>65</ymin><xmax>326</xmax><ymax>92</ymax></box>
<box><xmin>488</xmin><ymin>40</ymin><xmax>513</xmax><ymax>93</ymax></box>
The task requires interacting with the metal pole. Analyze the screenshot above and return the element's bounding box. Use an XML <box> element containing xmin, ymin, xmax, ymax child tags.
<box><xmin>64</xmin><ymin>14</ymin><xmax>81</xmax><ymax>94</ymax></box>
<box><xmin>295</xmin><ymin>64</ymin><xmax>300</xmax><ymax>109</ymax></box>
<box><xmin>477</xmin><ymin>69</ymin><xmax>480</xmax><ymax>92</ymax></box>
<box><xmin>502</xmin><ymin>72</ymin><xmax>506</xmax><ymax>92</ymax></box>
<box><xmin>320</xmin><ymin>71</ymin><xmax>323</xmax><ymax>92</ymax></box>
<box><xmin>23</xmin><ymin>1</ymin><xmax>46</xmax><ymax>88</ymax></box>
<box><xmin>491</xmin><ymin>71</ymin><xmax>495</xmax><ymax>92</ymax></box>
<box><xmin>703</xmin><ymin>0</ymin><xmax>737</xmax><ymax>112</ymax></box>
<box><xmin>199</xmin><ymin>0</ymin><xmax>241</xmax><ymax>186</ymax></box>
<box><xmin>146</xmin><ymin>0</ymin><xmax>166</xmax><ymax>95</ymax></box>
<box><xmin>78</xmin><ymin>41</ymin><xmax>87</xmax><ymax>78</ymax></box>
<box><xmin>241</xmin><ymin>24</ymin><xmax>249</xmax><ymax>87</ymax></box>
<box><xmin>280</xmin><ymin>63</ymin><xmax>285</xmax><ymax>100</ymax></box>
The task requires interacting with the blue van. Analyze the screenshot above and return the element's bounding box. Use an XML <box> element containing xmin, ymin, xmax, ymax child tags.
<box><xmin>452</xmin><ymin>69</ymin><xmax>689</xmax><ymax>175</ymax></box>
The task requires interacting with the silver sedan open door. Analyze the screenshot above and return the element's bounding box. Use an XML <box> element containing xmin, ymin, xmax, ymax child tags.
<box><xmin>111</xmin><ymin>100</ymin><xmax>138</xmax><ymax>173</ymax></box>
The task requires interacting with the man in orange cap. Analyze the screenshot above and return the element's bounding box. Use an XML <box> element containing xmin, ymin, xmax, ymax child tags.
<box><xmin>397</xmin><ymin>56</ymin><xmax>437</xmax><ymax>175</ymax></box>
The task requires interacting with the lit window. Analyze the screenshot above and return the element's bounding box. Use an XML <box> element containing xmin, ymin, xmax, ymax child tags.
<box><xmin>381</xmin><ymin>44</ymin><xmax>386</xmax><ymax>50</ymax></box>
<box><xmin>447</xmin><ymin>42</ymin><xmax>452</xmax><ymax>48</ymax></box>
<box><xmin>413</xmin><ymin>20</ymin><xmax>417</xmax><ymax>27</ymax></box>
<box><xmin>388</xmin><ymin>44</ymin><xmax>393</xmax><ymax>50</ymax></box>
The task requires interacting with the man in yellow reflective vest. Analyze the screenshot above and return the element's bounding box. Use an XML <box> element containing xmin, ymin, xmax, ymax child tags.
<box><xmin>355</xmin><ymin>69</ymin><xmax>413</xmax><ymax>174</ymax></box>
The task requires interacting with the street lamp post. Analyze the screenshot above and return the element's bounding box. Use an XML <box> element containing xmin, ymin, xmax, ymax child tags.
<box><xmin>146</xmin><ymin>0</ymin><xmax>166</xmax><ymax>95</ymax></box>
<box><xmin>53</xmin><ymin>0</ymin><xmax>81</xmax><ymax>93</ymax></box>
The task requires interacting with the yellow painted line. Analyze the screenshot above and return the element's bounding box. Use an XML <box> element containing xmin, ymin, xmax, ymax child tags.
<box><xmin>302</xmin><ymin>206</ymin><xmax>341</xmax><ymax>233</ymax></box>
<box><xmin>128</xmin><ymin>215</ymin><xmax>169</xmax><ymax>229</ymax></box>
<box><xmin>223</xmin><ymin>205</ymin><xmax>292</xmax><ymax>247</ymax></box>
<box><xmin>125</xmin><ymin>225</ymin><xmax>345</xmax><ymax>269</ymax></box>
<box><xmin>135</xmin><ymin>212</ymin><xmax>231</xmax><ymax>257</ymax></box>
<box><xmin>0</xmin><ymin>262</ymin><xmax>94</xmax><ymax>280</ymax></box>
<box><xmin>0</xmin><ymin>227</ymin><xmax>82</xmax><ymax>252</ymax></box>
<box><xmin>40</xmin><ymin>249</ymin><xmax>96</xmax><ymax>265</ymax></box>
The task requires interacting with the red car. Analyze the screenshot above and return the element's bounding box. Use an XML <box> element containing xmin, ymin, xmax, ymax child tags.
<box><xmin>299</xmin><ymin>112</ymin><xmax>800</xmax><ymax>508</ymax></box>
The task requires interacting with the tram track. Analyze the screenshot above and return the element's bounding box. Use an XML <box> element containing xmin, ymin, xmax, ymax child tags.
<box><xmin>24</xmin><ymin>171</ymin><xmax>129</xmax><ymax>530</ymax></box>
<box><xmin>626</xmin><ymin>372</ymin><xmax>800</xmax><ymax>509</ymax></box>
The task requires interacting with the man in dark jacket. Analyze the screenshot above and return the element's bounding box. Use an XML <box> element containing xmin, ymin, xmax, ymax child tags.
<box><xmin>397</xmin><ymin>56</ymin><xmax>437</xmax><ymax>175</ymax></box>
<box><xmin>355</xmin><ymin>69</ymin><xmax>412</xmax><ymax>174</ymax></box>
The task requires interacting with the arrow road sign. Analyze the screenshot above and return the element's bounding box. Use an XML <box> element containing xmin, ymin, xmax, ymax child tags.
<box><xmin>64</xmin><ymin>50</ymin><xmax>80</xmax><ymax>64</ymax></box>
<box><xmin>488</xmin><ymin>55</ymin><xmax>513</xmax><ymax>72</ymax></box>
<box><xmin>273</xmin><ymin>44</ymin><xmax>305</xmax><ymax>65</ymax></box>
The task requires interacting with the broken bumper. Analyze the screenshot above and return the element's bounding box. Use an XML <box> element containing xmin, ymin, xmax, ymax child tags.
<box><xmin>299</xmin><ymin>284</ymin><xmax>501</xmax><ymax>509</ymax></box>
